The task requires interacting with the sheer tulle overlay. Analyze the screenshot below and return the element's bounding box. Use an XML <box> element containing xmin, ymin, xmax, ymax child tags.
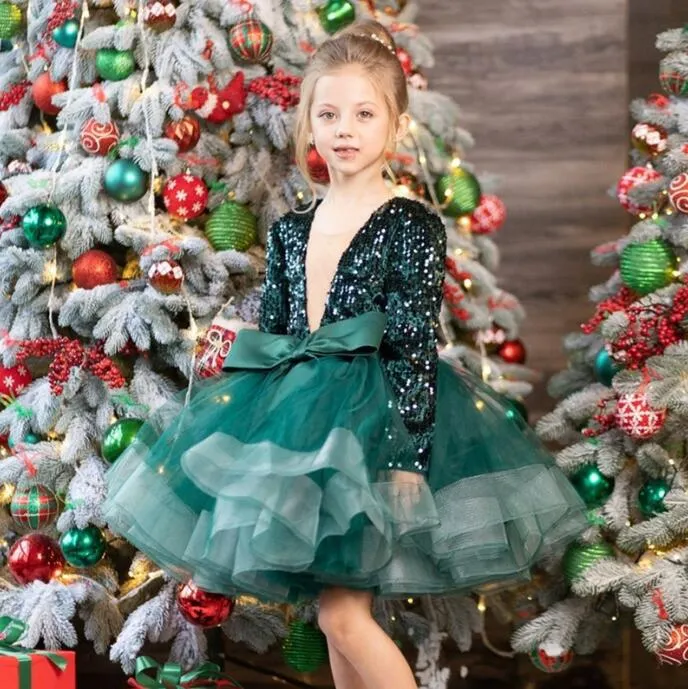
<box><xmin>103</xmin><ymin>313</ymin><xmax>586</xmax><ymax>602</ymax></box>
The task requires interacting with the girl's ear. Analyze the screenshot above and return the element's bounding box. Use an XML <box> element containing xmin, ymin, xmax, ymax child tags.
<box><xmin>395</xmin><ymin>113</ymin><xmax>411</xmax><ymax>142</ymax></box>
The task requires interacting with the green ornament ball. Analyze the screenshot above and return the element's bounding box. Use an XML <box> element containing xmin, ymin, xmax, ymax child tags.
<box><xmin>104</xmin><ymin>159</ymin><xmax>149</xmax><ymax>202</ymax></box>
<box><xmin>52</xmin><ymin>18</ymin><xmax>79</xmax><ymax>48</ymax></box>
<box><xmin>10</xmin><ymin>484</ymin><xmax>59</xmax><ymax>529</ymax></box>
<box><xmin>101</xmin><ymin>418</ymin><xmax>143</xmax><ymax>463</ymax></box>
<box><xmin>594</xmin><ymin>348</ymin><xmax>620</xmax><ymax>386</ymax></box>
<box><xmin>318</xmin><ymin>0</ymin><xmax>356</xmax><ymax>34</ymax></box>
<box><xmin>562</xmin><ymin>541</ymin><xmax>615</xmax><ymax>584</ymax></box>
<box><xmin>570</xmin><ymin>464</ymin><xmax>614</xmax><ymax>508</ymax></box>
<box><xmin>0</xmin><ymin>3</ymin><xmax>22</xmax><ymax>40</ymax></box>
<box><xmin>619</xmin><ymin>238</ymin><xmax>676</xmax><ymax>296</ymax></box>
<box><xmin>205</xmin><ymin>201</ymin><xmax>257</xmax><ymax>252</ymax></box>
<box><xmin>95</xmin><ymin>47</ymin><xmax>136</xmax><ymax>81</ymax></box>
<box><xmin>59</xmin><ymin>525</ymin><xmax>106</xmax><ymax>567</ymax></box>
<box><xmin>638</xmin><ymin>477</ymin><xmax>670</xmax><ymax>517</ymax></box>
<box><xmin>282</xmin><ymin>620</ymin><xmax>329</xmax><ymax>673</ymax></box>
<box><xmin>435</xmin><ymin>169</ymin><xmax>482</xmax><ymax>217</ymax></box>
<box><xmin>0</xmin><ymin>39</ymin><xmax>12</xmax><ymax>51</ymax></box>
<box><xmin>22</xmin><ymin>204</ymin><xmax>67</xmax><ymax>248</ymax></box>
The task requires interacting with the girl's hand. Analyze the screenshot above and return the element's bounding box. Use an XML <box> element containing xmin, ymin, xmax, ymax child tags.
<box><xmin>391</xmin><ymin>470</ymin><xmax>426</xmax><ymax>509</ymax></box>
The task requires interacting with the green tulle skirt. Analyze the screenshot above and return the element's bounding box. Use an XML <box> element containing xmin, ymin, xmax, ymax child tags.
<box><xmin>103</xmin><ymin>312</ymin><xmax>586</xmax><ymax>602</ymax></box>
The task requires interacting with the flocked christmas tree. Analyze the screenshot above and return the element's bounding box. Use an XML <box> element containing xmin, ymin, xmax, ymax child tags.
<box><xmin>510</xmin><ymin>23</ymin><xmax>688</xmax><ymax>673</ymax></box>
<box><xmin>0</xmin><ymin>0</ymin><xmax>533</xmax><ymax>680</ymax></box>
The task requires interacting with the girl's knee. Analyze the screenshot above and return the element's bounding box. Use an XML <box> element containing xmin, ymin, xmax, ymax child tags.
<box><xmin>318</xmin><ymin>589</ymin><xmax>372</xmax><ymax>648</ymax></box>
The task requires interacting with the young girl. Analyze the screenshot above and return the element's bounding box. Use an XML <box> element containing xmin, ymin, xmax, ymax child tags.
<box><xmin>104</xmin><ymin>20</ymin><xmax>586</xmax><ymax>689</ymax></box>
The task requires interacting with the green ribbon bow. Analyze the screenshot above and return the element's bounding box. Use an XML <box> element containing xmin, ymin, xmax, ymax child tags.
<box><xmin>222</xmin><ymin>311</ymin><xmax>387</xmax><ymax>372</ymax></box>
<box><xmin>0</xmin><ymin>616</ymin><xmax>68</xmax><ymax>689</ymax></box>
<box><xmin>133</xmin><ymin>655</ymin><xmax>242</xmax><ymax>688</ymax></box>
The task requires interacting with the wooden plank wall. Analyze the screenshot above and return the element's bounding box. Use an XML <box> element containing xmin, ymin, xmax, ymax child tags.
<box><xmin>420</xmin><ymin>0</ymin><xmax>629</xmax><ymax>417</ymax></box>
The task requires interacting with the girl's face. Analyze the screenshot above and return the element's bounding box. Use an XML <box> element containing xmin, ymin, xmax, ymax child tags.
<box><xmin>309</xmin><ymin>65</ymin><xmax>393</xmax><ymax>181</ymax></box>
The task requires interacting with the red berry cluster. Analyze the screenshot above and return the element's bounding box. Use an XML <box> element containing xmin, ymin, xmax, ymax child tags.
<box><xmin>0</xmin><ymin>82</ymin><xmax>30</xmax><ymax>112</ymax></box>
<box><xmin>46</xmin><ymin>1</ymin><xmax>79</xmax><ymax>34</ymax></box>
<box><xmin>248</xmin><ymin>70</ymin><xmax>301</xmax><ymax>110</ymax></box>
<box><xmin>582</xmin><ymin>286</ymin><xmax>638</xmax><ymax>334</ymax></box>
<box><xmin>443</xmin><ymin>257</ymin><xmax>472</xmax><ymax>321</ymax></box>
<box><xmin>582</xmin><ymin>392</ymin><xmax>617</xmax><ymax>438</ymax></box>
<box><xmin>609</xmin><ymin>285</ymin><xmax>688</xmax><ymax>368</ymax></box>
<box><xmin>16</xmin><ymin>338</ymin><xmax>126</xmax><ymax>395</ymax></box>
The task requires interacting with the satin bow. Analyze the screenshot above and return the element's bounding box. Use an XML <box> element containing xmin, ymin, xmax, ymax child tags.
<box><xmin>131</xmin><ymin>655</ymin><xmax>242</xmax><ymax>688</ymax></box>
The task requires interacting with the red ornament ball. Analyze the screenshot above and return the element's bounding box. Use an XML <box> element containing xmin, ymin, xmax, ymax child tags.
<box><xmin>615</xmin><ymin>390</ymin><xmax>666</xmax><ymax>440</ymax></box>
<box><xmin>631</xmin><ymin>123</ymin><xmax>668</xmax><ymax>156</ymax></box>
<box><xmin>164</xmin><ymin>115</ymin><xmax>201</xmax><ymax>152</ymax></box>
<box><xmin>396</xmin><ymin>47</ymin><xmax>414</xmax><ymax>76</ymax></box>
<box><xmin>72</xmin><ymin>249</ymin><xmax>118</xmax><ymax>289</ymax></box>
<box><xmin>470</xmin><ymin>194</ymin><xmax>507</xmax><ymax>235</ymax></box>
<box><xmin>306</xmin><ymin>147</ymin><xmax>329</xmax><ymax>184</ymax></box>
<box><xmin>616</xmin><ymin>166</ymin><xmax>662</xmax><ymax>215</ymax></box>
<box><xmin>148</xmin><ymin>259</ymin><xmax>184</xmax><ymax>294</ymax></box>
<box><xmin>176</xmin><ymin>580</ymin><xmax>233</xmax><ymax>627</ymax></box>
<box><xmin>163</xmin><ymin>173</ymin><xmax>209</xmax><ymax>220</ymax></box>
<box><xmin>0</xmin><ymin>364</ymin><xmax>32</xmax><ymax>397</ymax></box>
<box><xmin>32</xmin><ymin>72</ymin><xmax>67</xmax><ymax>115</ymax></box>
<box><xmin>498</xmin><ymin>339</ymin><xmax>527</xmax><ymax>364</ymax></box>
<box><xmin>647</xmin><ymin>93</ymin><xmax>670</xmax><ymax>109</ymax></box>
<box><xmin>528</xmin><ymin>644</ymin><xmax>574</xmax><ymax>673</ymax></box>
<box><xmin>669</xmin><ymin>172</ymin><xmax>688</xmax><ymax>214</ymax></box>
<box><xmin>143</xmin><ymin>0</ymin><xmax>178</xmax><ymax>32</ymax></box>
<box><xmin>80</xmin><ymin>118</ymin><xmax>120</xmax><ymax>156</ymax></box>
<box><xmin>0</xmin><ymin>181</ymin><xmax>8</xmax><ymax>206</ymax></box>
<box><xmin>8</xmin><ymin>533</ymin><xmax>65</xmax><ymax>584</ymax></box>
<box><xmin>657</xmin><ymin>624</ymin><xmax>688</xmax><ymax>665</ymax></box>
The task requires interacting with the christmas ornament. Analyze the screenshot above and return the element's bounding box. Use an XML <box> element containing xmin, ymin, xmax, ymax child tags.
<box><xmin>10</xmin><ymin>484</ymin><xmax>59</xmax><ymax>528</ymax></box>
<box><xmin>23</xmin><ymin>433</ymin><xmax>39</xmax><ymax>444</ymax></box>
<box><xmin>435</xmin><ymin>169</ymin><xmax>482</xmax><ymax>217</ymax></box>
<box><xmin>22</xmin><ymin>203</ymin><xmax>66</xmax><ymax>247</ymax></box>
<box><xmin>72</xmin><ymin>249</ymin><xmax>118</xmax><ymax>289</ymax></box>
<box><xmin>143</xmin><ymin>0</ymin><xmax>178</xmax><ymax>33</ymax></box>
<box><xmin>631</xmin><ymin>122</ymin><xmax>668</xmax><ymax>156</ymax></box>
<box><xmin>228</xmin><ymin>18</ymin><xmax>273</xmax><ymax>64</ymax></box>
<box><xmin>616</xmin><ymin>165</ymin><xmax>662</xmax><ymax>215</ymax></box>
<box><xmin>306</xmin><ymin>146</ymin><xmax>329</xmax><ymax>184</ymax></box>
<box><xmin>148</xmin><ymin>259</ymin><xmax>184</xmax><ymax>294</ymax></box>
<box><xmin>6</xmin><ymin>159</ymin><xmax>31</xmax><ymax>176</ymax></box>
<box><xmin>205</xmin><ymin>201</ymin><xmax>257</xmax><ymax>252</ymax></box>
<box><xmin>80</xmin><ymin>118</ymin><xmax>119</xmax><ymax>156</ymax></box>
<box><xmin>0</xmin><ymin>364</ymin><xmax>32</xmax><ymax>396</ymax></box>
<box><xmin>176</xmin><ymin>580</ymin><xmax>233</xmax><ymax>627</ymax></box>
<box><xmin>59</xmin><ymin>525</ymin><xmax>106</xmax><ymax>567</ymax></box>
<box><xmin>52</xmin><ymin>18</ymin><xmax>79</xmax><ymax>48</ymax></box>
<box><xmin>619</xmin><ymin>238</ymin><xmax>675</xmax><ymax>295</ymax></box>
<box><xmin>164</xmin><ymin>115</ymin><xmax>201</xmax><ymax>152</ymax></box>
<box><xmin>570</xmin><ymin>465</ymin><xmax>614</xmax><ymax>509</ymax></box>
<box><xmin>122</xmin><ymin>255</ymin><xmax>142</xmax><ymax>279</ymax></box>
<box><xmin>163</xmin><ymin>173</ymin><xmax>209</xmax><ymax>220</ymax></box>
<box><xmin>282</xmin><ymin>620</ymin><xmax>329</xmax><ymax>673</ymax></box>
<box><xmin>408</xmin><ymin>70</ymin><xmax>428</xmax><ymax>91</ymax></box>
<box><xmin>668</xmin><ymin>172</ymin><xmax>688</xmax><ymax>214</ymax></box>
<box><xmin>32</xmin><ymin>72</ymin><xmax>67</xmax><ymax>115</ymax></box>
<box><xmin>528</xmin><ymin>644</ymin><xmax>574</xmax><ymax>673</ymax></box>
<box><xmin>647</xmin><ymin>93</ymin><xmax>670</xmax><ymax>108</ymax></box>
<box><xmin>191</xmin><ymin>72</ymin><xmax>246</xmax><ymax>123</ymax></box>
<box><xmin>104</xmin><ymin>159</ymin><xmax>149</xmax><ymax>202</ymax></box>
<box><xmin>95</xmin><ymin>47</ymin><xmax>136</xmax><ymax>81</ymax></box>
<box><xmin>659</xmin><ymin>57</ymin><xmax>688</xmax><ymax>97</ymax></box>
<box><xmin>8</xmin><ymin>533</ymin><xmax>65</xmax><ymax>584</ymax></box>
<box><xmin>0</xmin><ymin>180</ymin><xmax>7</xmax><ymax>206</ymax></box>
<box><xmin>375</xmin><ymin>0</ymin><xmax>407</xmax><ymax>16</ymax></box>
<box><xmin>318</xmin><ymin>0</ymin><xmax>356</xmax><ymax>34</ymax></box>
<box><xmin>101</xmin><ymin>418</ymin><xmax>144</xmax><ymax>463</ymax></box>
<box><xmin>396</xmin><ymin>47</ymin><xmax>413</xmax><ymax>76</ymax></box>
<box><xmin>196</xmin><ymin>316</ymin><xmax>253</xmax><ymax>378</ymax></box>
<box><xmin>0</xmin><ymin>3</ymin><xmax>22</xmax><ymax>40</ymax></box>
<box><xmin>657</xmin><ymin>624</ymin><xmax>688</xmax><ymax>665</ymax></box>
<box><xmin>638</xmin><ymin>477</ymin><xmax>670</xmax><ymax>517</ymax></box>
<box><xmin>615</xmin><ymin>390</ymin><xmax>666</xmax><ymax>440</ymax></box>
<box><xmin>469</xmin><ymin>194</ymin><xmax>506</xmax><ymax>235</ymax></box>
<box><xmin>562</xmin><ymin>541</ymin><xmax>614</xmax><ymax>584</ymax></box>
<box><xmin>497</xmin><ymin>339</ymin><xmax>527</xmax><ymax>364</ymax></box>
<box><xmin>594</xmin><ymin>348</ymin><xmax>620</xmax><ymax>386</ymax></box>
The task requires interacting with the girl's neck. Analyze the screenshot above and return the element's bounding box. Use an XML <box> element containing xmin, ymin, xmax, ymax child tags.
<box><xmin>323</xmin><ymin>165</ymin><xmax>391</xmax><ymax>209</ymax></box>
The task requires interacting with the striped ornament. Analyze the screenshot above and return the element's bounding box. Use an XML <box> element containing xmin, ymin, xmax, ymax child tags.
<box><xmin>10</xmin><ymin>484</ymin><xmax>59</xmax><ymax>528</ymax></box>
<box><xmin>228</xmin><ymin>18</ymin><xmax>273</xmax><ymax>65</ymax></box>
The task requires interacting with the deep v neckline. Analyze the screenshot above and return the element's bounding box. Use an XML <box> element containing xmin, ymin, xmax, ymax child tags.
<box><xmin>304</xmin><ymin>197</ymin><xmax>396</xmax><ymax>334</ymax></box>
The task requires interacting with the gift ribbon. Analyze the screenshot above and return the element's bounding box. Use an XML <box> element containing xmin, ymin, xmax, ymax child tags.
<box><xmin>0</xmin><ymin>616</ymin><xmax>68</xmax><ymax>689</ymax></box>
<box><xmin>133</xmin><ymin>655</ymin><xmax>242</xmax><ymax>688</ymax></box>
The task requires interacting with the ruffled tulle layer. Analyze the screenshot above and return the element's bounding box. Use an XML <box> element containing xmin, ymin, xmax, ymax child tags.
<box><xmin>103</xmin><ymin>314</ymin><xmax>586</xmax><ymax>601</ymax></box>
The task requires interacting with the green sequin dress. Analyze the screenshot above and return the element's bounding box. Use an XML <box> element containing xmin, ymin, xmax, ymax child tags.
<box><xmin>103</xmin><ymin>198</ymin><xmax>587</xmax><ymax>602</ymax></box>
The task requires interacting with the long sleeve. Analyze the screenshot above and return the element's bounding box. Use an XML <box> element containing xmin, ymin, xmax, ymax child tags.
<box><xmin>258</xmin><ymin>219</ymin><xmax>289</xmax><ymax>334</ymax></box>
<box><xmin>381</xmin><ymin>207</ymin><xmax>447</xmax><ymax>474</ymax></box>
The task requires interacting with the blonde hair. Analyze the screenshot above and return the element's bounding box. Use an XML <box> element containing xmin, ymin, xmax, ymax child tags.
<box><xmin>294</xmin><ymin>20</ymin><xmax>408</xmax><ymax>204</ymax></box>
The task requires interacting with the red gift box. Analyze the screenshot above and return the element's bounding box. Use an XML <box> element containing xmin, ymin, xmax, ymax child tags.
<box><xmin>0</xmin><ymin>650</ymin><xmax>75</xmax><ymax>689</ymax></box>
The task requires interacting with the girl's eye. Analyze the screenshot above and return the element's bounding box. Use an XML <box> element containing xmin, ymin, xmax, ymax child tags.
<box><xmin>319</xmin><ymin>112</ymin><xmax>335</xmax><ymax>120</ymax></box>
<box><xmin>359</xmin><ymin>111</ymin><xmax>374</xmax><ymax>119</ymax></box>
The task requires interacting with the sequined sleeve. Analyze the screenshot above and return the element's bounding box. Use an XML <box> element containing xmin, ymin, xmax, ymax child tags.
<box><xmin>381</xmin><ymin>206</ymin><xmax>447</xmax><ymax>473</ymax></box>
<box><xmin>259</xmin><ymin>219</ymin><xmax>289</xmax><ymax>334</ymax></box>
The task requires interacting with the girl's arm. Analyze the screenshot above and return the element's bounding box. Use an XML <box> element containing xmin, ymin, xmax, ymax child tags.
<box><xmin>381</xmin><ymin>207</ymin><xmax>447</xmax><ymax>474</ymax></box>
<box><xmin>258</xmin><ymin>219</ymin><xmax>290</xmax><ymax>334</ymax></box>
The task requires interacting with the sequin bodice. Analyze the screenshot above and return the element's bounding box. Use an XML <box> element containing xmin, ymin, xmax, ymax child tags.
<box><xmin>259</xmin><ymin>197</ymin><xmax>447</xmax><ymax>473</ymax></box>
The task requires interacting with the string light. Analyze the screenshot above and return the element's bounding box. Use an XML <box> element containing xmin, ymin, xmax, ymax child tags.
<box><xmin>477</xmin><ymin>596</ymin><xmax>486</xmax><ymax>613</ymax></box>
